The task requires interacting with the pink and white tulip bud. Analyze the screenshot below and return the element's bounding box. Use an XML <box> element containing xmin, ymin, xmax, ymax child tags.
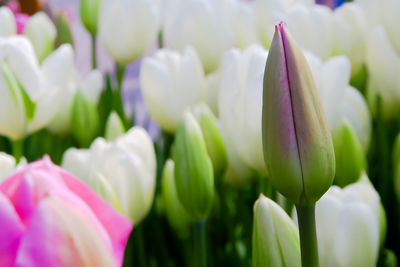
<box><xmin>0</xmin><ymin>156</ymin><xmax>132</xmax><ymax>267</ymax></box>
<box><xmin>262</xmin><ymin>23</ymin><xmax>335</xmax><ymax>204</ymax></box>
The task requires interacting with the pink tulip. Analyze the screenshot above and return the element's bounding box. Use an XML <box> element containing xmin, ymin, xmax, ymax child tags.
<box><xmin>0</xmin><ymin>156</ymin><xmax>132</xmax><ymax>267</ymax></box>
<box><xmin>6</xmin><ymin>2</ymin><xmax>29</xmax><ymax>34</ymax></box>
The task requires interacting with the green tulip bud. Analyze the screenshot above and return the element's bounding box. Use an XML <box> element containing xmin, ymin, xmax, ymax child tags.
<box><xmin>252</xmin><ymin>194</ymin><xmax>301</xmax><ymax>267</ymax></box>
<box><xmin>55</xmin><ymin>12</ymin><xmax>74</xmax><ymax>47</ymax></box>
<box><xmin>192</xmin><ymin>104</ymin><xmax>228</xmax><ymax>177</ymax></box>
<box><xmin>173</xmin><ymin>111</ymin><xmax>214</xmax><ymax>220</ymax></box>
<box><xmin>262</xmin><ymin>22</ymin><xmax>335</xmax><ymax>204</ymax></box>
<box><xmin>80</xmin><ymin>0</ymin><xmax>102</xmax><ymax>36</ymax></box>
<box><xmin>105</xmin><ymin>111</ymin><xmax>125</xmax><ymax>141</ymax></box>
<box><xmin>161</xmin><ymin>159</ymin><xmax>193</xmax><ymax>239</ymax></box>
<box><xmin>332</xmin><ymin>119</ymin><xmax>365</xmax><ymax>187</ymax></box>
<box><xmin>71</xmin><ymin>91</ymin><xmax>99</xmax><ymax>148</ymax></box>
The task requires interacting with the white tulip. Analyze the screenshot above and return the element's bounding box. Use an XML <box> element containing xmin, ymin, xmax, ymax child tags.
<box><xmin>0</xmin><ymin>152</ymin><xmax>17</xmax><ymax>182</ymax></box>
<box><xmin>98</xmin><ymin>0</ymin><xmax>159</xmax><ymax>65</ymax></box>
<box><xmin>218</xmin><ymin>45</ymin><xmax>267</xmax><ymax>174</ymax></box>
<box><xmin>364</xmin><ymin>0</ymin><xmax>400</xmax><ymax>119</ymax></box>
<box><xmin>315</xmin><ymin>175</ymin><xmax>382</xmax><ymax>266</ymax></box>
<box><xmin>164</xmin><ymin>0</ymin><xmax>235</xmax><ymax>74</ymax></box>
<box><xmin>140</xmin><ymin>46</ymin><xmax>205</xmax><ymax>133</ymax></box>
<box><xmin>253</xmin><ymin>195</ymin><xmax>301</xmax><ymax>267</ymax></box>
<box><xmin>284</xmin><ymin>4</ymin><xmax>334</xmax><ymax>60</ymax></box>
<box><xmin>307</xmin><ymin>53</ymin><xmax>371</xmax><ymax>151</ymax></box>
<box><xmin>24</xmin><ymin>12</ymin><xmax>56</xmax><ymax>62</ymax></box>
<box><xmin>0</xmin><ymin>36</ymin><xmax>62</xmax><ymax>140</ymax></box>
<box><xmin>105</xmin><ymin>111</ymin><xmax>125</xmax><ymax>141</ymax></box>
<box><xmin>62</xmin><ymin>127</ymin><xmax>156</xmax><ymax>225</ymax></box>
<box><xmin>45</xmin><ymin>45</ymin><xmax>103</xmax><ymax>134</ymax></box>
<box><xmin>0</xmin><ymin>7</ymin><xmax>16</xmax><ymax>37</ymax></box>
<box><xmin>253</xmin><ymin>0</ymin><xmax>291</xmax><ymax>48</ymax></box>
<box><xmin>234</xmin><ymin>2</ymin><xmax>259</xmax><ymax>50</ymax></box>
<box><xmin>332</xmin><ymin>2</ymin><xmax>367</xmax><ymax>76</ymax></box>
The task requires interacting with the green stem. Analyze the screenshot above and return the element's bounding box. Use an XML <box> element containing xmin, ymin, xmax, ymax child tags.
<box><xmin>135</xmin><ymin>226</ymin><xmax>146</xmax><ymax>267</ymax></box>
<box><xmin>296</xmin><ymin>204</ymin><xmax>319</xmax><ymax>267</ymax></box>
<box><xmin>114</xmin><ymin>64</ymin><xmax>129</xmax><ymax>127</ymax></box>
<box><xmin>91</xmin><ymin>34</ymin><xmax>97</xmax><ymax>69</ymax></box>
<box><xmin>12</xmin><ymin>139</ymin><xmax>23</xmax><ymax>162</ymax></box>
<box><xmin>193</xmin><ymin>219</ymin><xmax>207</xmax><ymax>267</ymax></box>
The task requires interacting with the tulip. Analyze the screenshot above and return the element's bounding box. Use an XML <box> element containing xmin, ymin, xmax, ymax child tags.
<box><xmin>80</xmin><ymin>0</ymin><xmax>102</xmax><ymax>36</ymax></box>
<box><xmin>0</xmin><ymin>152</ymin><xmax>20</xmax><ymax>182</ymax></box>
<box><xmin>46</xmin><ymin>45</ymin><xmax>103</xmax><ymax>135</ymax></box>
<box><xmin>105</xmin><ymin>111</ymin><xmax>125</xmax><ymax>141</ymax></box>
<box><xmin>218</xmin><ymin>45</ymin><xmax>268</xmax><ymax>175</ymax></box>
<box><xmin>71</xmin><ymin>91</ymin><xmax>100</xmax><ymax>148</ymax></box>
<box><xmin>252</xmin><ymin>194</ymin><xmax>301</xmax><ymax>267</ymax></box>
<box><xmin>62</xmin><ymin>127</ymin><xmax>156</xmax><ymax>225</ymax></box>
<box><xmin>306</xmin><ymin>54</ymin><xmax>371</xmax><ymax>152</ymax></box>
<box><xmin>315</xmin><ymin>176</ymin><xmax>382</xmax><ymax>266</ymax></box>
<box><xmin>23</xmin><ymin>12</ymin><xmax>56</xmax><ymax>62</ymax></box>
<box><xmin>191</xmin><ymin>104</ymin><xmax>227</xmax><ymax>177</ymax></box>
<box><xmin>0</xmin><ymin>7</ymin><xmax>16</xmax><ymax>37</ymax></box>
<box><xmin>332</xmin><ymin>120</ymin><xmax>365</xmax><ymax>187</ymax></box>
<box><xmin>163</xmin><ymin>0</ymin><xmax>235</xmax><ymax>74</ymax></box>
<box><xmin>140</xmin><ymin>47</ymin><xmax>205</xmax><ymax>133</ymax></box>
<box><xmin>263</xmin><ymin>23</ymin><xmax>335</xmax><ymax>267</ymax></box>
<box><xmin>332</xmin><ymin>2</ymin><xmax>367</xmax><ymax>77</ymax></box>
<box><xmin>98</xmin><ymin>0</ymin><xmax>159</xmax><ymax>65</ymax></box>
<box><xmin>234</xmin><ymin>1</ymin><xmax>259</xmax><ymax>50</ymax></box>
<box><xmin>173</xmin><ymin>111</ymin><xmax>214</xmax><ymax>220</ymax></box>
<box><xmin>0</xmin><ymin>156</ymin><xmax>132</xmax><ymax>266</ymax></box>
<box><xmin>253</xmin><ymin>0</ymin><xmax>290</xmax><ymax>49</ymax></box>
<box><xmin>284</xmin><ymin>4</ymin><xmax>334</xmax><ymax>60</ymax></box>
<box><xmin>366</xmin><ymin>20</ymin><xmax>400</xmax><ymax>119</ymax></box>
<box><xmin>161</xmin><ymin>159</ymin><xmax>192</xmax><ymax>238</ymax></box>
<box><xmin>263</xmin><ymin>23</ymin><xmax>335</xmax><ymax>204</ymax></box>
<box><xmin>0</xmin><ymin>36</ymin><xmax>61</xmax><ymax>141</ymax></box>
<box><xmin>54</xmin><ymin>11</ymin><xmax>74</xmax><ymax>47</ymax></box>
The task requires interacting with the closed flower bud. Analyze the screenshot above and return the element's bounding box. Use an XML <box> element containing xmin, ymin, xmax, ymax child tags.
<box><xmin>80</xmin><ymin>0</ymin><xmax>102</xmax><ymax>35</ymax></box>
<box><xmin>192</xmin><ymin>104</ymin><xmax>227</xmax><ymax>177</ymax></box>
<box><xmin>24</xmin><ymin>12</ymin><xmax>56</xmax><ymax>62</ymax></box>
<box><xmin>173</xmin><ymin>111</ymin><xmax>214</xmax><ymax>220</ymax></box>
<box><xmin>161</xmin><ymin>159</ymin><xmax>192</xmax><ymax>238</ymax></box>
<box><xmin>262</xmin><ymin>23</ymin><xmax>335</xmax><ymax>204</ymax></box>
<box><xmin>332</xmin><ymin>119</ymin><xmax>365</xmax><ymax>187</ymax></box>
<box><xmin>253</xmin><ymin>194</ymin><xmax>301</xmax><ymax>267</ymax></box>
<box><xmin>71</xmin><ymin>91</ymin><xmax>100</xmax><ymax>148</ymax></box>
<box><xmin>0</xmin><ymin>7</ymin><xmax>16</xmax><ymax>37</ymax></box>
<box><xmin>105</xmin><ymin>111</ymin><xmax>125</xmax><ymax>141</ymax></box>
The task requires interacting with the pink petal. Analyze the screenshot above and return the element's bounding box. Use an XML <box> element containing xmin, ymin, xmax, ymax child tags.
<box><xmin>0</xmin><ymin>192</ymin><xmax>24</xmax><ymax>267</ymax></box>
<box><xmin>15</xmin><ymin>192</ymin><xmax>117</xmax><ymax>267</ymax></box>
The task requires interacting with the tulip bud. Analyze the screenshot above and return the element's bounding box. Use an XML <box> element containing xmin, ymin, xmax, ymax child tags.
<box><xmin>173</xmin><ymin>111</ymin><xmax>214</xmax><ymax>220</ymax></box>
<box><xmin>192</xmin><ymin>104</ymin><xmax>227</xmax><ymax>177</ymax></box>
<box><xmin>71</xmin><ymin>91</ymin><xmax>100</xmax><ymax>148</ymax></box>
<box><xmin>24</xmin><ymin>12</ymin><xmax>57</xmax><ymax>62</ymax></box>
<box><xmin>105</xmin><ymin>111</ymin><xmax>125</xmax><ymax>141</ymax></box>
<box><xmin>55</xmin><ymin>11</ymin><xmax>74</xmax><ymax>47</ymax></box>
<box><xmin>262</xmin><ymin>22</ymin><xmax>335</xmax><ymax>204</ymax></box>
<box><xmin>80</xmin><ymin>0</ymin><xmax>102</xmax><ymax>36</ymax></box>
<box><xmin>252</xmin><ymin>194</ymin><xmax>301</xmax><ymax>267</ymax></box>
<box><xmin>0</xmin><ymin>7</ymin><xmax>16</xmax><ymax>37</ymax></box>
<box><xmin>332</xmin><ymin>119</ymin><xmax>365</xmax><ymax>187</ymax></box>
<box><xmin>161</xmin><ymin>159</ymin><xmax>192</xmax><ymax>238</ymax></box>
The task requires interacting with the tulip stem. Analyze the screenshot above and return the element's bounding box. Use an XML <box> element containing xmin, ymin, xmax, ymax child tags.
<box><xmin>296</xmin><ymin>204</ymin><xmax>319</xmax><ymax>267</ymax></box>
<box><xmin>91</xmin><ymin>34</ymin><xmax>97</xmax><ymax>69</ymax></box>
<box><xmin>12</xmin><ymin>139</ymin><xmax>23</xmax><ymax>163</ymax></box>
<box><xmin>193</xmin><ymin>219</ymin><xmax>207</xmax><ymax>267</ymax></box>
<box><xmin>114</xmin><ymin>64</ymin><xmax>129</xmax><ymax>127</ymax></box>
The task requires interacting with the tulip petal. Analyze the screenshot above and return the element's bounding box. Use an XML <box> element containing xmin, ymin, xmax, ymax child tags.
<box><xmin>0</xmin><ymin>192</ymin><xmax>24</xmax><ymax>267</ymax></box>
